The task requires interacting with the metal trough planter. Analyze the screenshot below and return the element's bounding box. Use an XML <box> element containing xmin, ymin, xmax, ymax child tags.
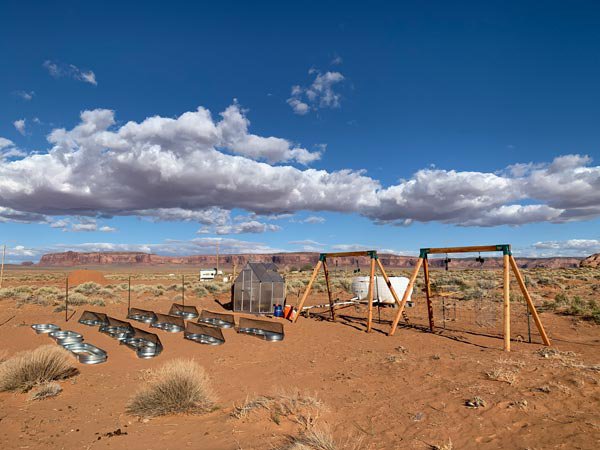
<box><xmin>184</xmin><ymin>322</ymin><xmax>225</xmax><ymax>345</ymax></box>
<box><xmin>49</xmin><ymin>330</ymin><xmax>83</xmax><ymax>346</ymax></box>
<box><xmin>151</xmin><ymin>313</ymin><xmax>185</xmax><ymax>333</ymax></box>
<box><xmin>236</xmin><ymin>317</ymin><xmax>284</xmax><ymax>342</ymax></box>
<box><xmin>197</xmin><ymin>310</ymin><xmax>235</xmax><ymax>329</ymax></box>
<box><xmin>78</xmin><ymin>311</ymin><xmax>109</xmax><ymax>327</ymax></box>
<box><xmin>63</xmin><ymin>342</ymin><xmax>108</xmax><ymax>364</ymax></box>
<box><xmin>99</xmin><ymin>317</ymin><xmax>135</xmax><ymax>341</ymax></box>
<box><xmin>31</xmin><ymin>323</ymin><xmax>60</xmax><ymax>334</ymax></box>
<box><xmin>127</xmin><ymin>307</ymin><xmax>157</xmax><ymax>324</ymax></box>
<box><xmin>121</xmin><ymin>327</ymin><xmax>163</xmax><ymax>359</ymax></box>
<box><xmin>169</xmin><ymin>303</ymin><xmax>199</xmax><ymax>320</ymax></box>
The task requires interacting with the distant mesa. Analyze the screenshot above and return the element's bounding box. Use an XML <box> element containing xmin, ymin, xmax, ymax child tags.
<box><xmin>37</xmin><ymin>251</ymin><xmax>582</xmax><ymax>269</ymax></box>
<box><xmin>580</xmin><ymin>253</ymin><xmax>600</xmax><ymax>268</ymax></box>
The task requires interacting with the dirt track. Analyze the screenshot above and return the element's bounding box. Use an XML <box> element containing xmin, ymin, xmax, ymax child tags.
<box><xmin>0</xmin><ymin>273</ymin><xmax>599</xmax><ymax>449</ymax></box>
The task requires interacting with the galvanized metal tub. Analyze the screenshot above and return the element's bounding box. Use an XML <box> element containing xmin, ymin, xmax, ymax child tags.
<box><xmin>63</xmin><ymin>342</ymin><xmax>108</xmax><ymax>364</ymax></box>
<box><xmin>49</xmin><ymin>330</ymin><xmax>83</xmax><ymax>346</ymax></box>
<box><xmin>31</xmin><ymin>323</ymin><xmax>61</xmax><ymax>334</ymax></box>
<box><xmin>121</xmin><ymin>337</ymin><xmax>163</xmax><ymax>359</ymax></box>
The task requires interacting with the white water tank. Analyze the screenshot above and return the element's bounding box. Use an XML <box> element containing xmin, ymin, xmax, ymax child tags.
<box><xmin>351</xmin><ymin>276</ymin><xmax>413</xmax><ymax>305</ymax></box>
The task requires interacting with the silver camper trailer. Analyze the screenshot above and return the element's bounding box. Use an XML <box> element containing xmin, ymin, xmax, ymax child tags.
<box><xmin>232</xmin><ymin>263</ymin><xmax>285</xmax><ymax>314</ymax></box>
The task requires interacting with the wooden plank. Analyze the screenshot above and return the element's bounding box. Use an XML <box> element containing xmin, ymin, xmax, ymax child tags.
<box><xmin>389</xmin><ymin>257</ymin><xmax>423</xmax><ymax>336</ymax></box>
<box><xmin>426</xmin><ymin>245</ymin><xmax>507</xmax><ymax>254</ymax></box>
<box><xmin>375</xmin><ymin>258</ymin><xmax>403</xmax><ymax>308</ymax></box>
<box><xmin>366</xmin><ymin>257</ymin><xmax>375</xmax><ymax>332</ymax></box>
<box><xmin>293</xmin><ymin>260</ymin><xmax>322</xmax><ymax>323</ymax></box>
<box><xmin>423</xmin><ymin>257</ymin><xmax>434</xmax><ymax>331</ymax></box>
<box><xmin>320</xmin><ymin>251</ymin><xmax>375</xmax><ymax>258</ymax></box>
<box><xmin>509</xmin><ymin>255</ymin><xmax>551</xmax><ymax>346</ymax></box>
<box><xmin>322</xmin><ymin>260</ymin><xmax>336</xmax><ymax>322</ymax></box>
<box><xmin>503</xmin><ymin>254</ymin><xmax>511</xmax><ymax>352</ymax></box>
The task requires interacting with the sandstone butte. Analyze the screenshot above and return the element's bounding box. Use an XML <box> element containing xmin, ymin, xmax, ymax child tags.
<box><xmin>37</xmin><ymin>250</ymin><xmax>583</xmax><ymax>269</ymax></box>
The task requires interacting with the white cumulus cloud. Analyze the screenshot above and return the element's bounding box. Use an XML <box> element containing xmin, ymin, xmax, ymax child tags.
<box><xmin>287</xmin><ymin>69</ymin><xmax>345</xmax><ymax>115</ymax></box>
<box><xmin>43</xmin><ymin>60</ymin><xmax>97</xmax><ymax>85</ymax></box>
<box><xmin>13</xmin><ymin>119</ymin><xmax>26</xmax><ymax>135</ymax></box>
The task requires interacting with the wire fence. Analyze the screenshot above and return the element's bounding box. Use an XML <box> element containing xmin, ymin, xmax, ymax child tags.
<box><xmin>401</xmin><ymin>269</ymin><xmax>545</xmax><ymax>344</ymax></box>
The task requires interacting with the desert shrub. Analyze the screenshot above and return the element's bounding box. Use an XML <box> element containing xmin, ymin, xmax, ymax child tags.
<box><xmin>66</xmin><ymin>292</ymin><xmax>90</xmax><ymax>305</ymax></box>
<box><xmin>300</xmin><ymin>264</ymin><xmax>314</xmax><ymax>272</ymax></box>
<box><xmin>73</xmin><ymin>282</ymin><xmax>103</xmax><ymax>295</ymax></box>
<box><xmin>0</xmin><ymin>287</ymin><xmax>16</xmax><ymax>299</ymax></box>
<box><xmin>126</xmin><ymin>359</ymin><xmax>215</xmax><ymax>418</ymax></box>
<box><xmin>542</xmin><ymin>293</ymin><xmax>600</xmax><ymax>324</ymax></box>
<box><xmin>193</xmin><ymin>285</ymin><xmax>208</xmax><ymax>297</ymax></box>
<box><xmin>0</xmin><ymin>345</ymin><xmax>78</xmax><ymax>392</ymax></box>
<box><xmin>30</xmin><ymin>382</ymin><xmax>62</xmax><ymax>400</ymax></box>
<box><xmin>205</xmin><ymin>282</ymin><xmax>230</xmax><ymax>294</ymax></box>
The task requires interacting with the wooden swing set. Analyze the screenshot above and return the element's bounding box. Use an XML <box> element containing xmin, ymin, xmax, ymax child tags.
<box><xmin>388</xmin><ymin>244</ymin><xmax>551</xmax><ymax>351</ymax></box>
<box><xmin>294</xmin><ymin>245</ymin><xmax>551</xmax><ymax>352</ymax></box>
<box><xmin>293</xmin><ymin>250</ymin><xmax>402</xmax><ymax>333</ymax></box>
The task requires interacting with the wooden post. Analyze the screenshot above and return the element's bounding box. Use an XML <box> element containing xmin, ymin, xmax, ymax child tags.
<box><xmin>322</xmin><ymin>260</ymin><xmax>336</xmax><ymax>321</ymax></box>
<box><xmin>128</xmin><ymin>276</ymin><xmax>131</xmax><ymax>314</ymax></box>
<box><xmin>366</xmin><ymin>257</ymin><xmax>376</xmax><ymax>332</ymax></box>
<box><xmin>389</xmin><ymin>257</ymin><xmax>423</xmax><ymax>336</ymax></box>
<box><xmin>182</xmin><ymin>274</ymin><xmax>185</xmax><ymax>308</ymax></box>
<box><xmin>0</xmin><ymin>244</ymin><xmax>5</xmax><ymax>289</ymax></box>
<box><xmin>293</xmin><ymin>260</ymin><xmax>322</xmax><ymax>323</ymax></box>
<box><xmin>423</xmin><ymin>257</ymin><xmax>434</xmax><ymax>331</ymax></box>
<box><xmin>503</xmin><ymin>254</ymin><xmax>511</xmax><ymax>352</ymax></box>
<box><xmin>509</xmin><ymin>255</ymin><xmax>551</xmax><ymax>346</ymax></box>
<box><xmin>65</xmin><ymin>277</ymin><xmax>69</xmax><ymax>322</ymax></box>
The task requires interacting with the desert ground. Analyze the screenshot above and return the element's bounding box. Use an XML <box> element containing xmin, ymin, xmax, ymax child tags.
<box><xmin>0</xmin><ymin>265</ymin><xmax>599</xmax><ymax>449</ymax></box>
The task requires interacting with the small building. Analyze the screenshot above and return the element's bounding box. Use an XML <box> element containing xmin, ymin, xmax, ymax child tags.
<box><xmin>199</xmin><ymin>268</ymin><xmax>217</xmax><ymax>280</ymax></box>
<box><xmin>232</xmin><ymin>263</ymin><xmax>285</xmax><ymax>314</ymax></box>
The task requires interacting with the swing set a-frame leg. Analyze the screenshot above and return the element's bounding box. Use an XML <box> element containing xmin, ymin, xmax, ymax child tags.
<box><xmin>366</xmin><ymin>257</ymin><xmax>376</xmax><ymax>332</ymax></box>
<box><xmin>423</xmin><ymin>257</ymin><xmax>434</xmax><ymax>331</ymax></box>
<box><xmin>322</xmin><ymin>260</ymin><xmax>336</xmax><ymax>322</ymax></box>
<box><xmin>509</xmin><ymin>255</ymin><xmax>551</xmax><ymax>346</ymax></box>
<box><xmin>389</xmin><ymin>257</ymin><xmax>423</xmax><ymax>336</ymax></box>
<box><xmin>293</xmin><ymin>260</ymin><xmax>322</xmax><ymax>323</ymax></box>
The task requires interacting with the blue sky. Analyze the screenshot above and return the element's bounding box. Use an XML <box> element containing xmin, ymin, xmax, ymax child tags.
<box><xmin>1</xmin><ymin>0</ymin><xmax>600</xmax><ymax>262</ymax></box>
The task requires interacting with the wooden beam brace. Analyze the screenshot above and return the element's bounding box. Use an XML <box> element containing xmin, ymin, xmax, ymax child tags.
<box><xmin>423</xmin><ymin>245</ymin><xmax>511</xmax><ymax>255</ymax></box>
<box><xmin>389</xmin><ymin>257</ymin><xmax>423</xmax><ymax>336</ymax></box>
<box><xmin>319</xmin><ymin>251</ymin><xmax>377</xmax><ymax>259</ymax></box>
<box><xmin>293</xmin><ymin>260</ymin><xmax>322</xmax><ymax>323</ymax></box>
<box><xmin>509</xmin><ymin>255</ymin><xmax>551</xmax><ymax>346</ymax></box>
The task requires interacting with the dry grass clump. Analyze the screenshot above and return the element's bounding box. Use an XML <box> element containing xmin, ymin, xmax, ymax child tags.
<box><xmin>486</xmin><ymin>367</ymin><xmax>518</xmax><ymax>385</ymax></box>
<box><xmin>0</xmin><ymin>345</ymin><xmax>78</xmax><ymax>392</ymax></box>
<box><xmin>278</xmin><ymin>426</ymin><xmax>363</xmax><ymax>450</ymax></box>
<box><xmin>29</xmin><ymin>381</ymin><xmax>62</xmax><ymax>400</ymax></box>
<box><xmin>232</xmin><ymin>391</ymin><xmax>324</xmax><ymax>425</ymax></box>
<box><xmin>430</xmin><ymin>439</ymin><xmax>453</xmax><ymax>450</ymax></box>
<box><xmin>126</xmin><ymin>359</ymin><xmax>216</xmax><ymax>418</ymax></box>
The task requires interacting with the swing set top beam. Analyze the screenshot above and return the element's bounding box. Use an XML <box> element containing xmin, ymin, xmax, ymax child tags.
<box><xmin>319</xmin><ymin>250</ymin><xmax>377</xmax><ymax>261</ymax></box>
<box><xmin>420</xmin><ymin>244</ymin><xmax>511</xmax><ymax>258</ymax></box>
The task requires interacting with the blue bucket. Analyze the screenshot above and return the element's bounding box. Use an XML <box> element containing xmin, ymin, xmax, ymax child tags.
<box><xmin>273</xmin><ymin>304</ymin><xmax>284</xmax><ymax>317</ymax></box>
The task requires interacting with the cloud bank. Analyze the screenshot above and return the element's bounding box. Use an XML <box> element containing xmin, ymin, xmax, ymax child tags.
<box><xmin>0</xmin><ymin>103</ymin><xmax>599</xmax><ymax>230</ymax></box>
